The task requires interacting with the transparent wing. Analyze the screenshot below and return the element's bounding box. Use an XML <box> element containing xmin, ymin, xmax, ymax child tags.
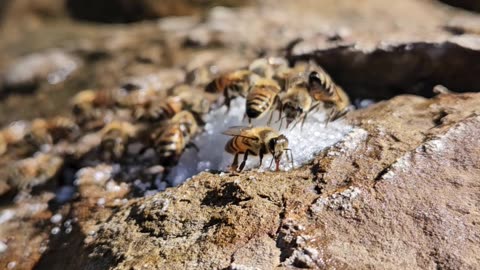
<box><xmin>221</xmin><ymin>126</ymin><xmax>258</xmax><ymax>140</ymax></box>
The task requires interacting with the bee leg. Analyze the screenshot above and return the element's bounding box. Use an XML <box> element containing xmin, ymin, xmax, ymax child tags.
<box><xmin>268</xmin><ymin>157</ymin><xmax>275</xmax><ymax>169</ymax></box>
<box><xmin>267</xmin><ymin>110</ymin><xmax>275</xmax><ymax>126</ymax></box>
<box><xmin>308</xmin><ymin>102</ymin><xmax>321</xmax><ymax>113</ymax></box>
<box><xmin>300</xmin><ymin>112</ymin><xmax>309</xmax><ymax>130</ymax></box>
<box><xmin>224</xmin><ymin>91</ymin><xmax>231</xmax><ymax>112</ymax></box>
<box><xmin>186</xmin><ymin>142</ymin><xmax>199</xmax><ymax>152</ymax></box>
<box><xmin>239</xmin><ymin>150</ymin><xmax>251</xmax><ymax>172</ymax></box>
<box><xmin>330</xmin><ymin>107</ymin><xmax>351</xmax><ymax>122</ymax></box>
<box><xmin>275</xmin><ymin>96</ymin><xmax>283</xmax><ymax>122</ymax></box>
<box><xmin>325</xmin><ymin>108</ymin><xmax>337</xmax><ymax>127</ymax></box>
<box><xmin>229</xmin><ymin>153</ymin><xmax>239</xmax><ymax>171</ymax></box>
<box><xmin>290</xmin><ymin>119</ymin><xmax>300</xmax><ymax>130</ymax></box>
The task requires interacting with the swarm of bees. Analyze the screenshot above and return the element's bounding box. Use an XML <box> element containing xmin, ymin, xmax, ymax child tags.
<box><xmin>0</xmin><ymin>54</ymin><xmax>352</xmax><ymax>195</ymax></box>
<box><xmin>210</xmin><ymin>57</ymin><xmax>352</xmax><ymax>171</ymax></box>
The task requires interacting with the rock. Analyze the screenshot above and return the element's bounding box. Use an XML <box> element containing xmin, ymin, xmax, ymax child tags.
<box><xmin>439</xmin><ymin>0</ymin><xmax>480</xmax><ymax>12</ymax></box>
<box><xmin>75</xmin><ymin>93</ymin><xmax>480</xmax><ymax>269</ymax></box>
<box><xmin>0</xmin><ymin>192</ymin><xmax>54</xmax><ymax>270</ymax></box>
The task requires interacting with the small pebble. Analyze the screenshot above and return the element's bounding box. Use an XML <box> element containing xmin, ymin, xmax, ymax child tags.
<box><xmin>7</xmin><ymin>261</ymin><xmax>16</xmax><ymax>269</ymax></box>
<box><xmin>51</xmin><ymin>227</ymin><xmax>60</xmax><ymax>235</ymax></box>
<box><xmin>50</xmin><ymin>214</ymin><xmax>62</xmax><ymax>224</ymax></box>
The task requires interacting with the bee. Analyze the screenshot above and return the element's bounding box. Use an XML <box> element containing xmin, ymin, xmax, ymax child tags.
<box><xmin>272</xmin><ymin>62</ymin><xmax>309</xmax><ymax>90</ymax></box>
<box><xmin>185</xmin><ymin>64</ymin><xmax>219</xmax><ymax>87</ymax></box>
<box><xmin>99</xmin><ymin>121</ymin><xmax>138</xmax><ymax>161</ymax></box>
<box><xmin>245</xmin><ymin>78</ymin><xmax>282</xmax><ymax>124</ymax></box>
<box><xmin>132</xmin><ymin>96</ymin><xmax>184</xmax><ymax>122</ymax></box>
<box><xmin>8</xmin><ymin>152</ymin><xmax>64</xmax><ymax>190</ymax></box>
<box><xmin>151</xmin><ymin>111</ymin><xmax>199</xmax><ymax>165</ymax></box>
<box><xmin>308</xmin><ymin>67</ymin><xmax>351</xmax><ymax>124</ymax></box>
<box><xmin>205</xmin><ymin>70</ymin><xmax>251</xmax><ymax>110</ymax></box>
<box><xmin>248</xmin><ymin>57</ymin><xmax>289</xmax><ymax>79</ymax></box>
<box><xmin>223</xmin><ymin>126</ymin><xmax>293</xmax><ymax>172</ymax></box>
<box><xmin>27</xmin><ymin>116</ymin><xmax>79</xmax><ymax>146</ymax></box>
<box><xmin>71</xmin><ymin>89</ymin><xmax>124</xmax><ymax>125</ymax></box>
<box><xmin>171</xmin><ymin>84</ymin><xmax>212</xmax><ymax>116</ymax></box>
<box><xmin>280</xmin><ymin>74</ymin><xmax>316</xmax><ymax>129</ymax></box>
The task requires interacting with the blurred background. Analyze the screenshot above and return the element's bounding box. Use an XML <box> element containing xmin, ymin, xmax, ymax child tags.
<box><xmin>1</xmin><ymin>0</ymin><xmax>479</xmax><ymax>126</ymax></box>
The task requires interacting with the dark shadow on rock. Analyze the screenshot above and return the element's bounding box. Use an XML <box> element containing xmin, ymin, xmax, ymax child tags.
<box><xmin>202</xmin><ymin>181</ymin><xmax>252</xmax><ymax>207</ymax></box>
<box><xmin>289</xmin><ymin>42</ymin><xmax>480</xmax><ymax>101</ymax></box>
<box><xmin>438</xmin><ymin>0</ymin><xmax>480</xmax><ymax>12</ymax></box>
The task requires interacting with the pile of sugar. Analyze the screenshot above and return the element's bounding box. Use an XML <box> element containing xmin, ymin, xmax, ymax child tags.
<box><xmin>166</xmin><ymin>97</ymin><xmax>354</xmax><ymax>186</ymax></box>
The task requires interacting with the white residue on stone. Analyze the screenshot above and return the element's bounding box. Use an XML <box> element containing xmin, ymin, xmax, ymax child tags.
<box><xmin>381</xmin><ymin>154</ymin><xmax>412</xmax><ymax>180</ymax></box>
<box><xmin>0</xmin><ymin>241</ymin><xmax>7</xmax><ymax>253</ymax></box>
<box><xmin>152</xmin><ymin>198</ymin><xmax>170</xmax><ymax>212</ymax></box>
<box><xmin>75</xmin><ymin>164</ymin><xmax>113</xmax><ymax>186</ymax></box>
<box><xmin>0</xmin><ymin>210</ymin><xmax>15</xmax><ymax>224</ymax></box>
<box><xmin>311</xmin><ymin>187</ymin><xmax>362</xmax><ymax>214</ymax></box>
<box><xmin>167</xmin><ymin>97</ymin><xmax>354</xmax><ymax>186</ymax></box>
<box><xmin>424</xmin><ymin>139</ymin><xmax>445</xmax><ymax>153</ymax></box>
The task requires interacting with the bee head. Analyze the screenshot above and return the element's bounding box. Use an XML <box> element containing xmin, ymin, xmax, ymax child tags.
<box><xmin>268</xmin><ymin>134</ymin><xmax>289</xmax><ymax>159</ymax></box>
<box><xmin>282</xmin><ymin>102</ymin><xmax>303</xmax><ymax>126</ymax></box>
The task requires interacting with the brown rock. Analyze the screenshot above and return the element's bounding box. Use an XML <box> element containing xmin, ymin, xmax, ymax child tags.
<box><xmin>74</xmin><ymin>93</ymin><xmax>480</xmax><ymax>269</ymax></box>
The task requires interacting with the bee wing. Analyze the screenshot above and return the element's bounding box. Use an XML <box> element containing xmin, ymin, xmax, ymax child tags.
<box><xmin>221</xmin><ymin>126</ymin><xmax>257</xmax><ymax>139</ymax></box>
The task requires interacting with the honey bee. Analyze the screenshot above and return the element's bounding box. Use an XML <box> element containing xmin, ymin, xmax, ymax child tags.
<box><xmin>99</xmin><ymin>121</ymin><xmax>138</xmax><ymax>161</ymax></box>
<box><xmin>8</xmin><ymin>152</ymin><xmax>64</xmax><ymax>190</ymax></box>
<box><xmin>151</xmin><ymin>111</ymin><xmax>199</xmax><ymax>165</ymax></box>
<box><xmin>71</xmin><ymin>89</ymin><xmax>124</xmax><ymax>125</ymax></box>
<box><xmin>205</xmin><ymin>70</ymin><xmax>251</xmax><ymax>110</ymax></box>
<box><xmin>245</xmin><ymin>78</ymin><xmax>282</xmax><ymax>124</ymax></box>
<box><xmin>171</xmin><ymin>84</ymin><xmax>212</xmax><ymax>116</ymax></box>
<box><xmin>27</xmin><ymin>116</ymin><xmax>79</xmax><ymax>146</ymax></box>
<box><xmin>223</xmin><ymin>126</ymin><xmax>293</xmax><ymax>172</ymax></box>
<box><xmin>280</xmin><ymin>74</ymin><xmax>315</xmax><ymax>129</ymax></box>
<box><xmin>185</xmin><ymin>64</ymin><xmax>218</xmax><ymax>87</ymax></box>
<box><xmin>132</xmin><ymin>96</ymin><xmax>184</xmax><ymax>122</ymax></box>
<box><xmin>248</xmin><ymin>57</ymin><xmax>289</xmax><ymax>79</ymax></box>
<box><xmin>272</xmin><ymin>62</ymin><xmax>309</xmax><ymax>90</ymax></box>
<box><xmin>308</xmin><ymin>67</ymin><xmax>351</xmax><ymax>124</ymax></box>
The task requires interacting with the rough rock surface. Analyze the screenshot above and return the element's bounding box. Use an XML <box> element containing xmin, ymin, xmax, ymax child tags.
<box><xmin>74</xmin><ymin>93</ymin><xmax>480</xmax><ymax>270</ymax></box>
<box><xmin>0</xmin><ymin>0</ymin><xmax>480</xmax><ymax>269</ymax></box>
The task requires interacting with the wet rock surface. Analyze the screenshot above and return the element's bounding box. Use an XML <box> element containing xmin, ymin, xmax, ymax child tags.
<box><xmin>0</xmin><ymin>0</ymin><xmax>480</xmax><ymax>269</ymax></box>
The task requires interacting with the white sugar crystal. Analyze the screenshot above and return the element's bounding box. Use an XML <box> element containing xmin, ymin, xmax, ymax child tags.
<box><xmin>166</xmin><ymin>97</ymin><xmax>354</xmax><ymax>186</ymax></box>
